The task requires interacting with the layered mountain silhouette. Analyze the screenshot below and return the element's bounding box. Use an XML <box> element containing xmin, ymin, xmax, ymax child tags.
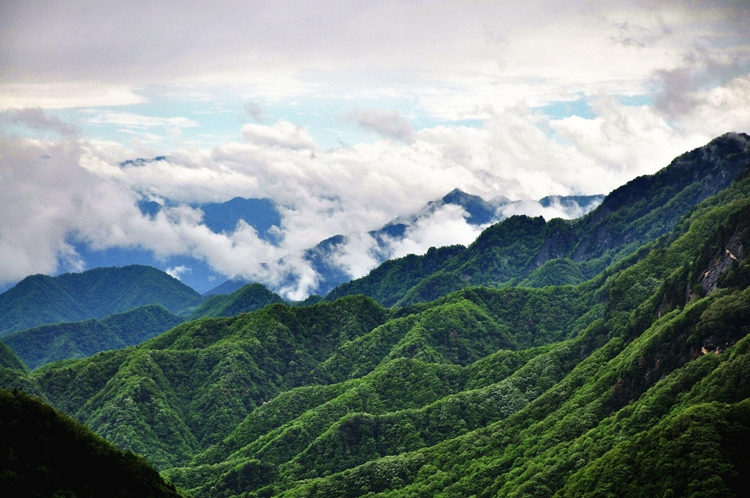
<box><xmin>206</xmin><ymin>190</ymin><xmax>603</xmax><ymax>297</ymax></box>
<box><xmin>0</xmin><ymin>265</ymin><xmax>203</xmax><ymax>337</ymax></box>
<box><xmin>327</xmin><ymin>132</ymin><xmax>750</xmax><ymax>306</ymax></box>
<box><xmin>1</xmin><ymin>133</ymin><xmax>749</xmax><ymax>497</ymax></box>
<box><xmin>0</xmin><ymin>271</ymin><xmax>286</xmax><ymax>369</ymax></box>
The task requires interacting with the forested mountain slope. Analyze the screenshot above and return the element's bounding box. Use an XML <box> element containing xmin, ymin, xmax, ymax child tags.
<box><xmin>0</xmin><ymin>340</ymin><xmax>25</xmax><ymax>371</ymax></box>
<box><xmin>1</xmin><ymin>134</ymin><xmax>749</xmax><ymax>497</ymax></box>
<box><xmin>0</xmin><ymin>389</ymin><xmax>183</xmax><ymax>498</ymax></box>
<box><xmin>0</xmin><ymin>275</ymin><xmax>285</xmax><ymax>370</ymax></box>
<box><xmin>327</xmin><ymin>132</ymin><xmax>750</xmax><ymax>306</ymax></box>
<box><xmin>0</xmin><ymin>341</ymin><xmax>43</xmax><ymax>397</ymax></box>
<box><xmin>188</xmin><ymin>283</ymin><xmax>285</xmax><ymax>320</ymax></box>
<box><xmin>0</xmin><ymin>265</ymin><xmax>204</xmax><ymax>336</ymax></box>
<box><xmin>29</xmin><ymin>296</ymin><xmax>391</xmax><ymax>469</ymax></box>
<box><xmin>156</xmin><ymin>144</ymin><xmax>749</xmax><ymax>497</ymax></box>
<box><xmin>2</xmin><ymin>304</ymin><xmax>184</xmax><ymax>369</ymax></box>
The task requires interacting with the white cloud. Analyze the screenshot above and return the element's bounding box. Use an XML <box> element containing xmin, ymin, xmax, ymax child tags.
<box><xmin>1</xmin><ymin>107</ymin><xmax>78</xmax><ymax>137</ymax></box>
<box><xmin>244</xmin><ymin>101</ymin><xmax>266</xmax><ymax>123</ymax></box>
<box><xmin>89</xmin><ymin>112</ymin><xmax>198</xmax><ymax>128</ymax></box>
<box><xmin>166</xmin><ymin>265</ymin><xmax>191</xmax><ymax>280</ymax></box>
<box><xmin>0</xmin><ymin>134</ymin><xmax>137</xmax><ymax>284</ymax></box>
<box><xmin>241</xmin><ymin>121</ymin><xmax>318</xmax><ymax>150</ymax></box>
<box><xmin>1</xmin><ymin>1</ymin><xmax>747</xmax><ymax>115</ymax></box>
<box><xmin>324</xmin><ymin>232</ymin><xmax>382</xmax><ymax>280</ymax></box>
<box><xmin>386</xmin><ymin>204</ymin><xmax>485</xmax><ymax>259</ymax></box>
<box><xmin>0</xmin><ymin>83</ymin><xmax>146</xmax><ymax>110</ymax></box>
<box><xmin>0</xmin><ymin>92</ymin><xmax>742</xmax><ymax>296</ymax></box>
<box><xmin>342</xmin><ymin>109</ymin><xmax>415</xmax><ymax>143</ymax></box>
<box><xmin>498</xmin><ymin>198</ymin><xmax>599</xmax><ymax>221</ymax></box>
<box><xmin>671</xmin><ymin>75</ymin><xmax>750</xmax><ymax>136</ymax></box>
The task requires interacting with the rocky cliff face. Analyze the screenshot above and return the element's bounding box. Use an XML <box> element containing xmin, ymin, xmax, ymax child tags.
<box><xmin>699</xmin><ymin>227</ymin><xmax>745</xmax><ymax>295</ymax></box>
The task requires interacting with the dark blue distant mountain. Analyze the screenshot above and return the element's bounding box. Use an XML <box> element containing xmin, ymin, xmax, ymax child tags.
<box><xmin>202</xmin><ymin>277</ymin><xmax>249</xmax><ymax>296</ymax></box>
<box><xmin>434</xmin><ymin>188</ymin><xmax>501</xmax><ymax>225</ymax></box>
<box><xmin>72</xmin><ymin>245</ymin><xmax>224</xmax><ymax>295</ymax></box>
<box><xmin>48</xmin><ymin>174</ymin><xmax>602</xmax><ymax>298</ymax></box>
<box><xmin>137</xmin><ymin>199</ymin><xmax>162</xmax><ymax>218</ymax></box>
<box><xmin>200</xmin><ymin>197</ymin><xmax>281</xmax><ymax>241</ymax></box>
<box><xmin>135</xmin><ymin>195</ymin><xmax>282</xmax><ymax>240</ymax></box>
<box><xmin>73</xmin><ymin>195</ymin><xmax>283</xmax><ymax>293</ymax></box>
<box><xmin>119</xmin><ymin>156</ymin><xmax>168</xmax><ymax>167</ymax></box>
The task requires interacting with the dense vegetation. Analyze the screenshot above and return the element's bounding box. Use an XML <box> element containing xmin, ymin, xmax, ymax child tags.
<box><xmin>188</xmin><ymin>283</ymin><xmax>285</xmax><ymax>320</ymax></box>
<box><xmin>0</xmin><ymin>265</ymin><xmax>204</xmax><ymax>336</ymax></box>
<box><xmin>0</xmin><ymin>281</ymin><xmax>286</xmax><ymax>370</ymax></box>
<box><xmin>0</xmin><ymin>340</ymin><xmax>25</xmax><ymax>371</ymax></box>
<box><xmin>0</xmin><ymin>389</ymin><xmax>183</xmax><ymax>497</ymax></box>
<box><xmin>1</xmin><ymin>133</ymin><xmax>749</xmax><ymax>497</ymax></box>
<box><xmin>3</xmin><ymin>305</ymin><xmax>184</xmax><ymax>369</ymax></box>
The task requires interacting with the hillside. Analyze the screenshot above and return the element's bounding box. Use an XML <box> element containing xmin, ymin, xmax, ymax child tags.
<box><xmin>160</xmin><ymin>145</ymin><xmax>750</xmax><ymax>496</ymax></box>
<box><xmin>2</xmin><ymin>304</ymin><xmax>184</xmax><ymax>369</ymax></box>
<box><xmin>188</xmin><ymin>283</ymin><xmax>285</xmax><ymax>320</ymax></box>
<box><xmin>0</xmin><ymin>342</ymin><xmax>44</xmax><ymax>397</ymax></box>
<box><xmin>0</xmin><ymin>339</ymin><xmax>26</xmax><ymax>371</ymax></box>
<box><xmin>327</xmin><ymin>132</ymin><xmax>750</xmax><ymax>306</ymax></box>
<box><xmin>1</xmin><ymin>283</ymin><xmax>286</xmax><ymax>370</ymax></box>
<box><xmin>0</xmin><ymin>265</ymin><xmax>204</xmax><ymax>336</ymax></box>
<box><xmin>0</xmin><ymin>134</ymin><xmax>749</xmax><ymax>496</ymax></box>
<box><xmin>0</xmin><ymin>389</ymin><xmax>182</xmax><ymax>498</ymax></box>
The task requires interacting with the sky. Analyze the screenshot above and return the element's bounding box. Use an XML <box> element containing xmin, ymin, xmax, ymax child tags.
<box><xmin>1</xmin><ymin>0</ymin><xmax>750</xmax><ymax>297</ymax></box>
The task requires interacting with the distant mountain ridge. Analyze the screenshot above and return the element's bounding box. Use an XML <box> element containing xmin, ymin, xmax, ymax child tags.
<box><xmin>77</xmin><ymin>187</ymin><xmax>286</xmax><ymax>293</ymax></box>
<box><xmin>46</xmin><ymin>157</ymin><xmax>604</xmax><ymax>296</ymax></box>
<box><xmin>0</xmin><ymin>265</ymin><xmax>203</xmax><ymax>337</ymax></box>
<box><xmin>206</xmin><ymin>190</ymin><xmax>604</xmax><ymax>297</ymax></box>
<box><xmin>2</xmin><ymin>304</ymin><xmax>184</xmax><ymax>369</ymax></box>
<box><xmin>327</xmin><ymin>132</ymin><xmax>750</xmax><ymax>306</ymax></box>
<box><xmin>0</xmin><ymin>274</ymin><xmax>286</xmax><ymax>369</ymax></box>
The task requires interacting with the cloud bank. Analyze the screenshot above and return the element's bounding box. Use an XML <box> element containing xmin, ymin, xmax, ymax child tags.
<box><xmin>2</xmin><ymin>82</ymin><xmax>746</xmax><ymax>297</ymax></box>
<box><xmin>0</xmin><ymin>1</ymin><xmax>748</xmax><ymax>297</ymax></box>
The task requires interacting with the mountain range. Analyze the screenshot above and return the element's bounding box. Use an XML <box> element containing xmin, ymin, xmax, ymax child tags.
<box><xmin>1</xmin><ymin>132</ymin><xmax>750</xmax><ymax>497</ymax></box>
<box><xmin>32</xmin><ymin>162</ymin><xmax>604</xmax><ymax>296</ymax></box>
<box><xmin>0</xmin><ymin>265</ymin><xmax>203</xmax><ymax>337</ymax></box>
<box><xmin>326</xmin><ymin>132</ymin><xmax>750</xmax><ymax>306</ymax></box>
<box><xmin>0</xmin><ymin>271</ymin><xmax>288</xmax><ymax>369</ymax></box>
<box><xmin>203</xmin><ymin>190</ymin><xmax>603</xmax><ymax>297</ymax></box>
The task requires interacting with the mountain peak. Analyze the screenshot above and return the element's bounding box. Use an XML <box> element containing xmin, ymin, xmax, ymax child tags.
<box><xmin>0</xmin><ymin>265</ymin><xmax>202</xmax><ymax>336</ymax></box>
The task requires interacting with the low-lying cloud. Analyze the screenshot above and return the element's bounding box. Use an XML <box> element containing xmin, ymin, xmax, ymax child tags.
<box><xmin>0</xmin><ymin>77</ymin><xmax>748</xmax><ymax>297</ymax></box>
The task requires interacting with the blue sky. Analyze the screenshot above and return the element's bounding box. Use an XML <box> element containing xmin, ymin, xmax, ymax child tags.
<box><xmin>1</xmin><ymin>0</ymin><xmax>749</xmax><ymax>296</ymax></box>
